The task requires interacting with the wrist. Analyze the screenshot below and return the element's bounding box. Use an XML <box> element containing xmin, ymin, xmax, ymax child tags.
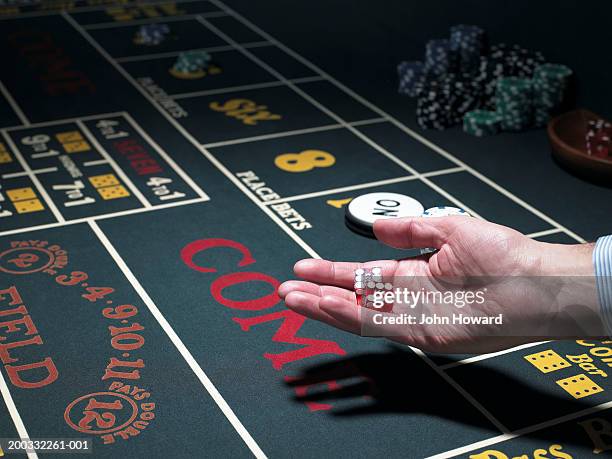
<box><xmin>534</xmin><ymin>242</ymin><xmax>595</xmax><ymax>277</ymax></box>
<box><xmin>531</xmin><ymin>242</ymin><xmax>603</xmax><ymax>337</ymax></box>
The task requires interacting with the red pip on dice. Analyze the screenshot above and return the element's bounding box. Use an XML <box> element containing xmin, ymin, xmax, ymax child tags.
<box><xmin>586</xmin><ymin>119</ymin><xmax>611</xmax><ymax>159</ymax></box>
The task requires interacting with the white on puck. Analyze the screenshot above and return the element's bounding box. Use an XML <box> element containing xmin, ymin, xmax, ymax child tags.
<box><xmin>346</xmin><ymin>192</ymin><xmax>425</xmax><ymax>228</ymax></box>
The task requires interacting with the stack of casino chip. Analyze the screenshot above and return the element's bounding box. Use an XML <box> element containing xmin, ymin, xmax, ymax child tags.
<box><xmin>586</xmin><ymin>119</ymin><xmax>611</xmax><ymax>159</ymax></box>
<box><xmin>445</xmin><ymin>73</ymin><xmax>481</xmax><ymax>123</ymax></box>
<box><xmin>415</xmin><ymin>73</ymin><xmax>480</xmax><ymax>129</ymax></box>
<box><xmin>134</xmin><ymin>23</ymin><xmax>170</xmax><ymax>46</ymax></box>
<box><xmin>474</xmin><ymin>54</ymin><xmax>505</xmax><ymax>110</ymax></box>
<box><xmin>172</xmin><ymin>50</ymin><xmax>212</xmax><ymax>74</ymax></box>
<box><xmin>396</xmin><ymin>26</ymin><xmax>572</xmax><ymax>135</ymax></box>
<box><xmin>494</xmin><ymin>77</ymin><xmax>533</xmax><ymax>131</ymax></box>
<box><xmin>450</xmin><ymin>24</ymin><xmax>486</xmax><ymax>73</ymax></box>
<box><xmin>415</xmin><ymin>78</ymin><xmax>454</xmax><ymax>130</ymax></box>
<box><xmin>354</xmin><ymin>268</ymin><xmax>393</xmax><ymax>311</ymax></box>
<box><xmin>491</xmin><ymin>44</ymin><xmax>546</xmax><ymax>77</ymax></box>
<box><xmin>532</xmin><ymin>64</ymin><xmax>572</xmax><ymax>127</ymax></box>
<box><xmin>475</xmin><ymin>44</ymin><xmax>546</xmax><ymax>110</ymax></box>
<box><xmin>397</xmin><ymin>61</ymin><xmax>426</xmax><ymax>97</ymax></box>
<box><xmin>463</xmin><ymin>109</ymin><xmax>503</xmax><ymax>136</ymax></box>
<box><xmin>425</xmin><ymin>39</ymin><xmax>457</xmax><ymax>75</ymax></box>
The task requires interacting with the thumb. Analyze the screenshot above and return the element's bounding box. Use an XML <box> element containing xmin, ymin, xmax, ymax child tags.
<box><xmin>373</xmin><ymin>217</ymin><xmax>465</xmax><ymax>250</ymax></box>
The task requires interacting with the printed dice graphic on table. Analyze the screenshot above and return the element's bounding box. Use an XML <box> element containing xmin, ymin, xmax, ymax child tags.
<box><xmin>0</xmin><ymin>151</ymin><xmax>11</xmax><ymax>163</ymax></box>
<box><xmin>56</xmin><ymin>131</ymin><xmax>84</xmax><ymax>143</ymax></box>
<box><xmin>13</xmin><ymin>199</ymin><xmax>44</xmax><ymax>214</ymax></box>
<box><xmin>555</xmin><ymin>374</ymin><xmax>603</xmax><ymax>399</ymax></box>
<box><xmin>89</xmin><ymin>174</ymin><xmax>120</xmax><ymax>188</ymax></box>
<box><xmin>6</xmin><ymin>187</ymin><xmax>37</xmax><ymax>202</ymax></box>
<box><xmin>62</xmin><ymin>141</ymin><xmax>91</xmax><ymax>153</ymax></box>
<box><xmin>56</xmin><ymin>131</ymin><xmax>90</xmax><ymax>153</ymax></box>
<box><xmin>524</xmin><ymin>349</ymin><xmax>571</xmax><ymax>374</ymax></box>
<box><xmin>97</xmin><ymin>185</ymin><xmax>130</xmax><ymax>200</ymax></box>
<box><xmin>0</xmin><ymin>143</ymin><xmax>11</xmax><ymax>164</ymax></box>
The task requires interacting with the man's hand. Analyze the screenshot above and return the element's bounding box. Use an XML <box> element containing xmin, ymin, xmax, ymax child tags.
<box><xmin>278</xmin><ymin>217</ymin><xmax>601</xmax><ymax>354</ymax></box>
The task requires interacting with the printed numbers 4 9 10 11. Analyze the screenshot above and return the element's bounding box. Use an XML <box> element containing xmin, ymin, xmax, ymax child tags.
<box><xmin>102</xmin><ymin>304</ymin><xmax>138</xmax><ymax>320</ymax></box>
<box><xmin>82</xmin><ymin>286</ymin><xmax>114</xmax><ymax>302</ymax></box>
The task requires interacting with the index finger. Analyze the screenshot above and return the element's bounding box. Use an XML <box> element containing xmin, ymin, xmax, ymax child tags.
<box><xmin>293</xmin><ymin>259</ymin><xmax>398</xmax><ymax>289</ymax></box>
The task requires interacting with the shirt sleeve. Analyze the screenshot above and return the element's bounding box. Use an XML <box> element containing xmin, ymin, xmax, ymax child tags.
<box><xmin>594</xmin><ymin>235</ymin><xmax>612</xmax><ymax>336</ymax></box>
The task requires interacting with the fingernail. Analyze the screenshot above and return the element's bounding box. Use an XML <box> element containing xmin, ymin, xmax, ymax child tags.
<box><xmin>277</xmin><ymin>281</ymin><xmax>296</xmax><ymax>299</ymax></box>
<box><xmin>293</xmin><ymin>258</ymin><xmax>316</xmax><ymax>274</ymax></box>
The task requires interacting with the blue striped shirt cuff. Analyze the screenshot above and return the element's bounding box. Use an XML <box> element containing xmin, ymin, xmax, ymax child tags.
<box><xmin>595</xmin><ymin>235</ymin><xmax>612</xmax><ymax>336</ymax></box>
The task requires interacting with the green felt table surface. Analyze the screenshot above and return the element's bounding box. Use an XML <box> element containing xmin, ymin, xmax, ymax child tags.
<box><xmin>0</xmin><ymin>1</ymin><xmax>610</xmax><ymax>458</ymax></box>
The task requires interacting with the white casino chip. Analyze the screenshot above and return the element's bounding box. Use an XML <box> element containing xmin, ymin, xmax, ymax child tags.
<box><xmin>346</xmin><ymin>192</ymin><xmax>425</xmax><ymax>228</ymax></box>
<box><xmin>422</xmin><ymin>206</ymin><xmax>470</xmax><ymax>218</ymax></box>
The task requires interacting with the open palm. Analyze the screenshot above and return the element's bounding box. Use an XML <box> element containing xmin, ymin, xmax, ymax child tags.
<box><xmin>278</xmin><ymin>217</ymin><xmax>600</xmax><ymax>353</ymax></box>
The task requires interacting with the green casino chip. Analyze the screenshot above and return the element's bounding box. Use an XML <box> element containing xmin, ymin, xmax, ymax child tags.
<box><xmin>463</xmin><ymin>109</ymin><xmax>503</xmax><ymax>136</ymax></box>
<box><xmin>495</xmin><ymin>77</ymin><xmax>533</xmax><ymax>131</ymax></box>
<box><xmin>532</xmin><ymin>64</ymin><xmax>572</xmax><ymax>127</ymax></box>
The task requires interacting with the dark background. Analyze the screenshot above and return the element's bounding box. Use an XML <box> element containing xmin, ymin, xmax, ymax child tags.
<box><xmin>225</xmin><ymin>0</ymin><xmax>612</xmax><ymax>119</ymax></box>
<box><xmin>224</xmin><ymin>0</ymin><xmax>612</xmax><ymax>240</ymax></box>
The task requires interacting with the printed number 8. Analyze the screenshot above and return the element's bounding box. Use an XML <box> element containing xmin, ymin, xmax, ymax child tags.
<box><xmin>274</xmin><ymin>150</ymin><xmax>335</xmax><ymax>173</ymax></box>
